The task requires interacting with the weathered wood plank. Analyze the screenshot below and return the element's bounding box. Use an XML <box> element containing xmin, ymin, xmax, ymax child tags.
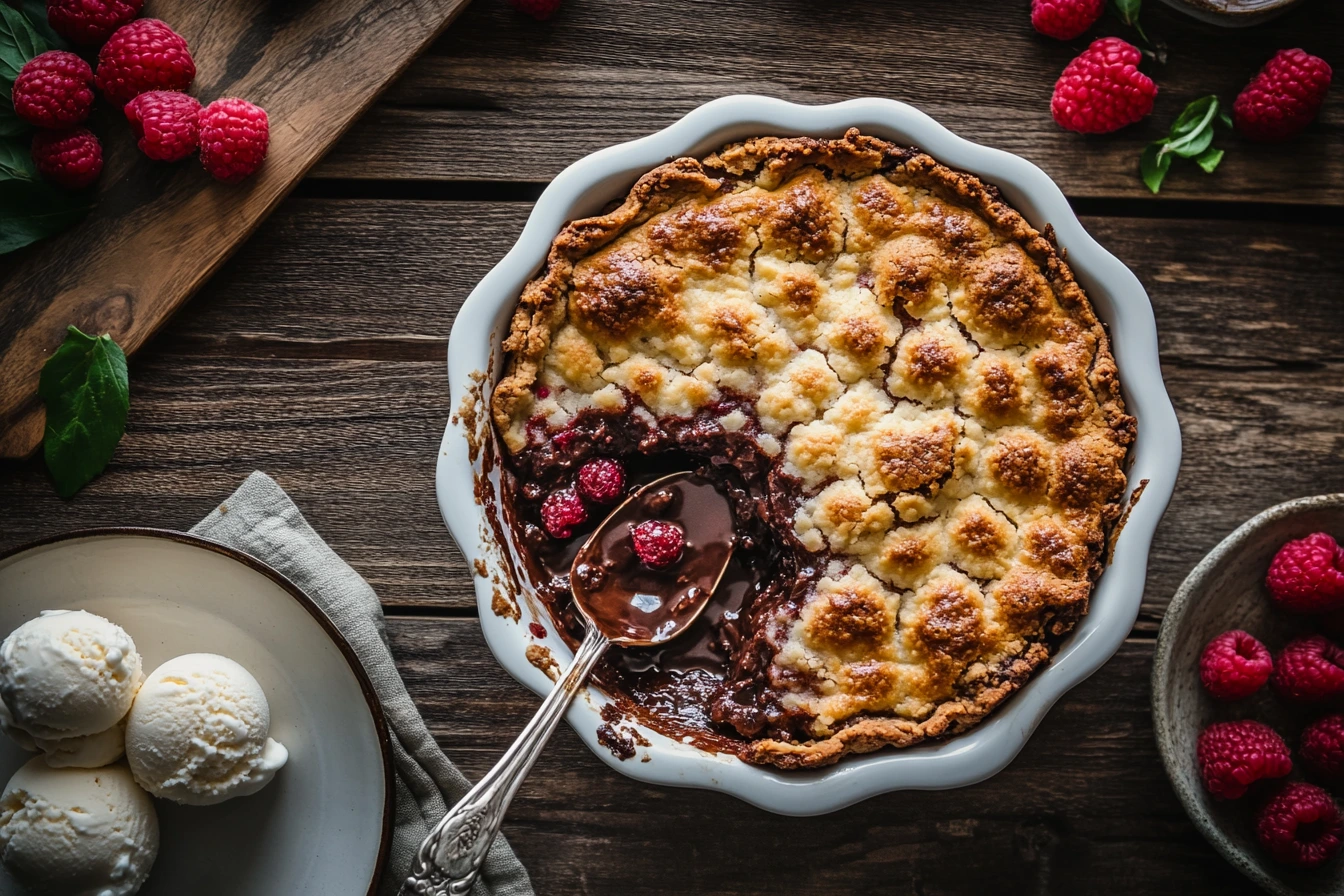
<box><xmin>154</xmin><ymin>200</ymin><xmax>1344</xmax><ymax>367</ymax></box>
<box><xmin>390</xmin><ymin>619</ymin><xmax>1255</xmax><ymax>894</ymax></box>
<box><xmin>315</xmin><ymin>0</ymin><xmax>1344</xmax><ymax>206</ymax></box>
<box><xmin>0</xmin><ymin>0</ymin><xmax>476</xmax><ymax>459</ymax></box>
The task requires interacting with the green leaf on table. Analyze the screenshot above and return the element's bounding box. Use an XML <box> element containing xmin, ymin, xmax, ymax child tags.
<box><xmin>1168</xmin><ymin>123</ymin><xmax>1215</xmax><ymax>159</ymax></box>
<box><xmin>1169</xmin><ymin>96</ymin><xmax>1217</xmax><ymax>138</ymax></box>
<box><xmin>1111</xmin><ymin>0</ymin><xmax>1142</xmax><ymax>25</ymax></box>
<box><xmin>0</xmin><ymin>2</ymin><xmax>49</xmax><ymax>101</ymax></box>
<box><xmin>1194</xmin><ymin>147</ymin><xmax>1224</xmax><ymax>174</ymax></box>
<box><xmin>1218</xmin><ymin>108</ymin><xmax>1233</xmax><ymax>129</ymax></box>
<box><xmin>0</xmin><ymin>135</ymin><xmax>35</xmax><ymax>180</ymax></box>
<box><xmin>0</xmin><ymin>102</ymin><xmax>27</xmax><ymax>136</ymax></box>
<box><xmin>1139</xmin><ymin>95</ymin><xmax>1230</xmax><ymax>193</ymax></box>
<box><xmin>39</xmin><ymin>326</ymin><xmax>130</xmax><ymax>499</ymax></box>
<box><xmin>1140</xmin><ymin>142</ymin><xmax>1171</xmax><ymax>194</ymax></box>
<box><xmin>1109</xmin><ymin>0</ymin><xmax>1163</xmax><ymax>60</ymax></box>
<box><xmin>0</xmin><ymin>179</ymin><xmax>94</xmax><ymax>254</ymax></box>
<box><xmin>16</xmin><ymin>0</ymin><xmax>70</xmax><ymax>51</ymax></box>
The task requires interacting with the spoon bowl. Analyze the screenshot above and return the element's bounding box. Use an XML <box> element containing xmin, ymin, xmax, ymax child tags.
<box><xmin>571</xmin><ymin>471</ymin><xmax>737</xmax><ymax>646</ymax></box>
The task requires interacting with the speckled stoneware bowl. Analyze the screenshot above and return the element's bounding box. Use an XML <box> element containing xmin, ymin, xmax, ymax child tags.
<box><xmin>1154</xmin><ymin>494</ymin><xmax>1344</xmax><ymax>894</ymax></box>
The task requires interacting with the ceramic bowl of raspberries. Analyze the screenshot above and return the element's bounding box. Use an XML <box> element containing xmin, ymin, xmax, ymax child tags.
<box><xmin>1154</xmin><ymin>493</ymin><xmax>1344</xmax><ymax>893</ymax></box>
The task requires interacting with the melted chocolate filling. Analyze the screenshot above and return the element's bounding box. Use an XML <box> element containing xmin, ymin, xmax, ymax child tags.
<box><xmin>502</xmin><ymin>398</ymin><xmax>821</xmax><ymax>749</ymax></box>
<box><xmin>572</xmin><ymin>473</ymin><xmax>735</xmax><ymax>644</ymax></box>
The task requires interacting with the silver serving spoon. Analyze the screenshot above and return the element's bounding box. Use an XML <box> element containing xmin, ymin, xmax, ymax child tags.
<box><xmin>401</xmin><ymin>471</ymin><xmax>735</xmax><ymax>896</ymax></box>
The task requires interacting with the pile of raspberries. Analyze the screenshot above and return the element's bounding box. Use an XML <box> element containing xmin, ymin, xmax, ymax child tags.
<box><xmin>10</xmin><ymin>0</ymin><xmax>270</xmax><ymax>189</ymax></box>
<box><xmin>1030</xmin><ymin>0</ymin><xmax>1331</xmax><ymax>139</ymax></box>
<box><xmin>1195</xmin><ymin>531</ymin><xmax>1344</xmax><ymax>869</ymax></box>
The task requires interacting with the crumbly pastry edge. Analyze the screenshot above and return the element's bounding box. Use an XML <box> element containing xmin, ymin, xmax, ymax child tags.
<box><xmin>490</xmin><ymin>129</ymin><xmax>1134</xmax><ymax>768</ymax></box>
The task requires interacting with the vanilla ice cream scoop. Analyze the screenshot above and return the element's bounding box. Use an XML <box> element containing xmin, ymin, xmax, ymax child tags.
<box><xmin>33</xmin><ymin>715</ymin><xmax>127</xmax><ymax>769</ymax></box>
<box><xmin>0</xmin><ymin>610</ymin><xmax>143</xmax><ymax>741</ymax></box>
<box><xmin>0</xmin><ymin>758</ymin><xmax>158</xmax><ymax>896</ymax></box>
<box><xmin>126</xmin><ymin>653</ymin><xmax>288</xmax><ymax>806</ymax></box>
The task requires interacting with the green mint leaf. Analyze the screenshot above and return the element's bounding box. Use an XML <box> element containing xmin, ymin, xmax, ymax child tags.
<box><xmin>0</xmin><ymin>179</ymin><xmax>94</xmax><ymax>254</ymax></box>
<box><xmin>1170</xmin><ymin>125</ymin><xmax>1215</xmax><ymax>159</ymax></box>
<box><xmin>39</xmin><ymin>326</ymin><xmax>130</xmax><ymax>499</ymax></box>
<box><xmin>1140</xmin><ymin>142</ymin><xmax>1171</xmax><ymax>194</ymax></box>
<box><xmin>1194</xmin><ymin>147</ymin><xmax>1224</xmax><ymax>174</ymax></box>
<box><xmin>1218</xmin><ymin>108</ymin><xmax>1233</xmax><ymax>129</ymax></box>
<box><xmin>1162</xmin><ymin>97</ymin><xmax>1220</xmax><ymax>158</ymax></box>
<box><xmin>0</xmin><ymin>136</ymin><xmax>35</xmax><ymax>180</ymax></box>
<box><xmin>0</xmin><ymin>3</ymin><xmax>49</xmax><ymax>102</ymax></box>
<box><xmin>1170</xmin><ymin>96</ymin><xmax>1219</xmax><ymax>139</ymax></box>
<box><xmin>1112</xmin><ymin>0</ymin><xmax>1142</xmax><ymax>25</ymax></box>
<box><xmin>17</xmin><ymin>0</ymin><xmax>70</xmax><ymax>51</ymax></box>
<box><xmin>0</xmin><ymin>103</ymin><xmax>27</xmax><ymax>137</ymax></box>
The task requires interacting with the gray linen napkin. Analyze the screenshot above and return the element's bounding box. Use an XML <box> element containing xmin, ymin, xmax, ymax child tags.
<box><xmin>190</xmin><ymin>471</ymin><xmax>534</xmax><ymax>896</ymax></box>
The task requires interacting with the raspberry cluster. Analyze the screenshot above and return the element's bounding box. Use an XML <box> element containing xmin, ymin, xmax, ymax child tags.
<box><xmin>1031</xmin><ymin>2</ymin><xmax>1330</xmax><ymax>156</ymax></box>
<box><xmin>1194</xmin><ymin>531</ymin><xmax>1344</xmax><ymax>870</ymax></box>
<box><xmin>9</xmin><ymin>1</ymin><xmax>272</xmax><ymax>190</ymax></box>
<box><xmin>538</xmin><ymin>457</ymin><xmax>630</xmax><ymax>539</ymax></box>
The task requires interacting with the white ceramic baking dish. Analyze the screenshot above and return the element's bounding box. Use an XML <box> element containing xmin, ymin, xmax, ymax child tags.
<box><xmin>435</xmin><ymin>95</ymin><xmax>1180</xmax><ymax>816</ymax></box>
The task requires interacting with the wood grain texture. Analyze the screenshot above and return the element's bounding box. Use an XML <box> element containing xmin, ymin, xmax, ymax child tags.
<box><xmin>390</xmin><ymin>618</ymin><xmax>1256</xmax><ymax>894</ymax></box>
<box><xmin>0</xmin><ymin>0</ymin><xmax>475</xmax><ymax>460</ymax></box>
<box><xmin>1</xmin><ymin>199</ymin><xmax>1340</xmax><ymax>621</ymax></box>
<box><xmin>315</xmin><ymin>0</ymin><xmax>1343</xmax><ymax>204</ymax></box>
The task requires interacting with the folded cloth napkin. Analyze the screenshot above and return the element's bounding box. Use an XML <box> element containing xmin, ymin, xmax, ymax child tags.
<box><xmin>191</xmin><ymin>471</ymin><xmax>534</xmax><ymax>896</ymax></box>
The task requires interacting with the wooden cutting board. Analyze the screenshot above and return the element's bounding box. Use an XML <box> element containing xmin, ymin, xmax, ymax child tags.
<box><xmin>0</xmin><ymin>0</ymin><xmax>472</xmax><ymax>458</ymax></box>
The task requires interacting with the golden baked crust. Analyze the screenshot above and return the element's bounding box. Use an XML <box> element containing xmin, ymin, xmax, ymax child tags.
<box><xmin>491</xmin><ymin>130</ymin><xmax>1134</xmax><ymax>768</ymax></box>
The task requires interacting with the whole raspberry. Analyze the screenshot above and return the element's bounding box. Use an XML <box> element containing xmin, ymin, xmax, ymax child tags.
<box><xmin>199</xmin><ymin>98</ymin><xmax>270</xmax><ymax>183</ymax></box>
<box><xmin>1200</xmin><ymin>630</ymin><xmax>1273</xmax><ymax>701</ymax></box>
<box><xmin>1257</xmin><ymin>782</ymin><xmax>1343</xmax><ymax>868</ymax></box>
<box><xmin>12</xmin><ymin>51</ymin><xmax>94</xmax><ymax>129</ymax></box>
<box><xmin>1051</xmin><ymin>37</ymin><xmax>1157</xmax><ymax>134</ymax></box>
<box><xmin>540</xmin><ymin>488</ymin><xmax>587</xmax><ymax>539</ymax></box>
<box><xmin>1234</xmin><ymin>49</ymin><xmax>1333</xmax><ymax>143</ymax></box>
<box><xmin>1272</xmin><ymin>636</ymin><xmax>1344</xmax><ymax>703</ymax></box>
<box><xmin>509</xmin><ymin>0</ymin><xmax>561</xmax><ymax>20</ymax></box>
<box><xmin>630</xmin><ymin>520</ymin><xmax>685</xmax><ymax>569</ymax></box>
<box><xmin>46</xmin><ymin>0</ymin><xmax>141</xmax><ymax>45</ymax></box>
<box><xmin>1031</xmin><ymin>0</ymin><xmax>1104</xmax><ymax>40</ymax></box>
<box><xmin>1197</xmin><ymin>720</ymin><xmax>1293</xmax><ymax>799</ymax></box>
<box><xmin>577</xmin><ymin>458</ymin><xmax>625</xmax><ymax>504</ymax></box>
<box><xmin>125</xmin><ymin>91</ymin><xmax>202</xmax><ymax>162</ymax></box>
<box><xmin>1301</xmin><ymin>715</ymin><xmax>1344</xmax><ymax>783</ymax></box>
<box><xmin>95</xmin><ymin>19</ymin><xmax>196</xmax><ymax>106</ymax></box>
<box><xmin>1267</xmin><ymin>532</ymin><xmax>1344</xmax><ymax>613</ymax></box>
<box><xmin>31</xmin><ymin>127</ymin><xmax>102</xmax><ymax>189</ymax></box>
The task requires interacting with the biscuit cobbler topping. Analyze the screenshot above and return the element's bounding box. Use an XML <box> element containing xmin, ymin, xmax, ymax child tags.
<box><xmin>490</xmin><ymin>130</ymin><xmax>1134</xmax><ymax>768</ymax></box>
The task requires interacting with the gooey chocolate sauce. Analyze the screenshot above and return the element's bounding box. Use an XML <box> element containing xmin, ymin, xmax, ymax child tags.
<box><xmin>503</xmin><ymin>406</ymin><xmax>819</xmax><ymax>749</ymax></box>
<box><xmin>572</xmin><ymin>473</ymin><xmax>735</xmax><ymax>644</ymax></box>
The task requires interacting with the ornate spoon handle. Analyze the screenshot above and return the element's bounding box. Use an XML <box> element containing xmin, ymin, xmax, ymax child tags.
<box><xmin>401</xmin><ymin>624</ymin><xmax>610</xmax><ymax>896</ymax></box>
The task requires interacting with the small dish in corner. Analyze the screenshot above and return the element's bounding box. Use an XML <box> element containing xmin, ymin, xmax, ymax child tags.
<box><xmin>1153</xmin><ymin>493</ymin><xmax>1344</xmax><ymax>895</ymax></box>
<box><xmin>1155</xmin><ymin>0</ymin><xmax>1306</xmax><ymax>27</ymax></box>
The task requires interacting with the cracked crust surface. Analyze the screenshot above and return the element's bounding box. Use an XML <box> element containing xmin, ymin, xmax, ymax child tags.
<box><xmin>491</xmin><ymin>130</ymin><xmax>1134</xmax><ymax>768</ymax></box>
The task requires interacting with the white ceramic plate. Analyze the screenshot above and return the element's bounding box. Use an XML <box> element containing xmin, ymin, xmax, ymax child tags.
<box><xmin>435</xmin><ymin>96</ymin><xmax>1182</xmax><ymax>815</ymax></box>
<box><xmin>0</xmin><ymin>530</ymin><xmax>392</xmax><ymax>896</ymax></box>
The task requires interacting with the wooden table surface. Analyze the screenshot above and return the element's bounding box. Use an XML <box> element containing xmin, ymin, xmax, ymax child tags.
<box><xmin>3</xmin><ymin>1</ymin><xmax>1343</xmax><ymax>892</ymax></box>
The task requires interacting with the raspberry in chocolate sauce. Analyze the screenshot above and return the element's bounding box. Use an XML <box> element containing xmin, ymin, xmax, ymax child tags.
<box><xmin>500</xmin><ymin>402</ymin><xmax>820</xmax><ymax>750</ymax></box>
<box><xmin>572</xmin><ymin>475</ymin><xmax>730</xmax><ymax>644</ymax></box>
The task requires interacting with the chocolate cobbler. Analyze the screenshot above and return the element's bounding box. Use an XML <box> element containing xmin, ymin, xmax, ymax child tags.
<box><xmin>490</xmin><ymin>130</ymin><xmax>1135</xmax><ymax>769</ymax></box>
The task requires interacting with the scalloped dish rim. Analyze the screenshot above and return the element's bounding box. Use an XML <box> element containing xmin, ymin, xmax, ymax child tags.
<box><xmin>435</xmin><ymin>95</ymin><xmax>1180</xmax><ymax>816</ymax></box>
